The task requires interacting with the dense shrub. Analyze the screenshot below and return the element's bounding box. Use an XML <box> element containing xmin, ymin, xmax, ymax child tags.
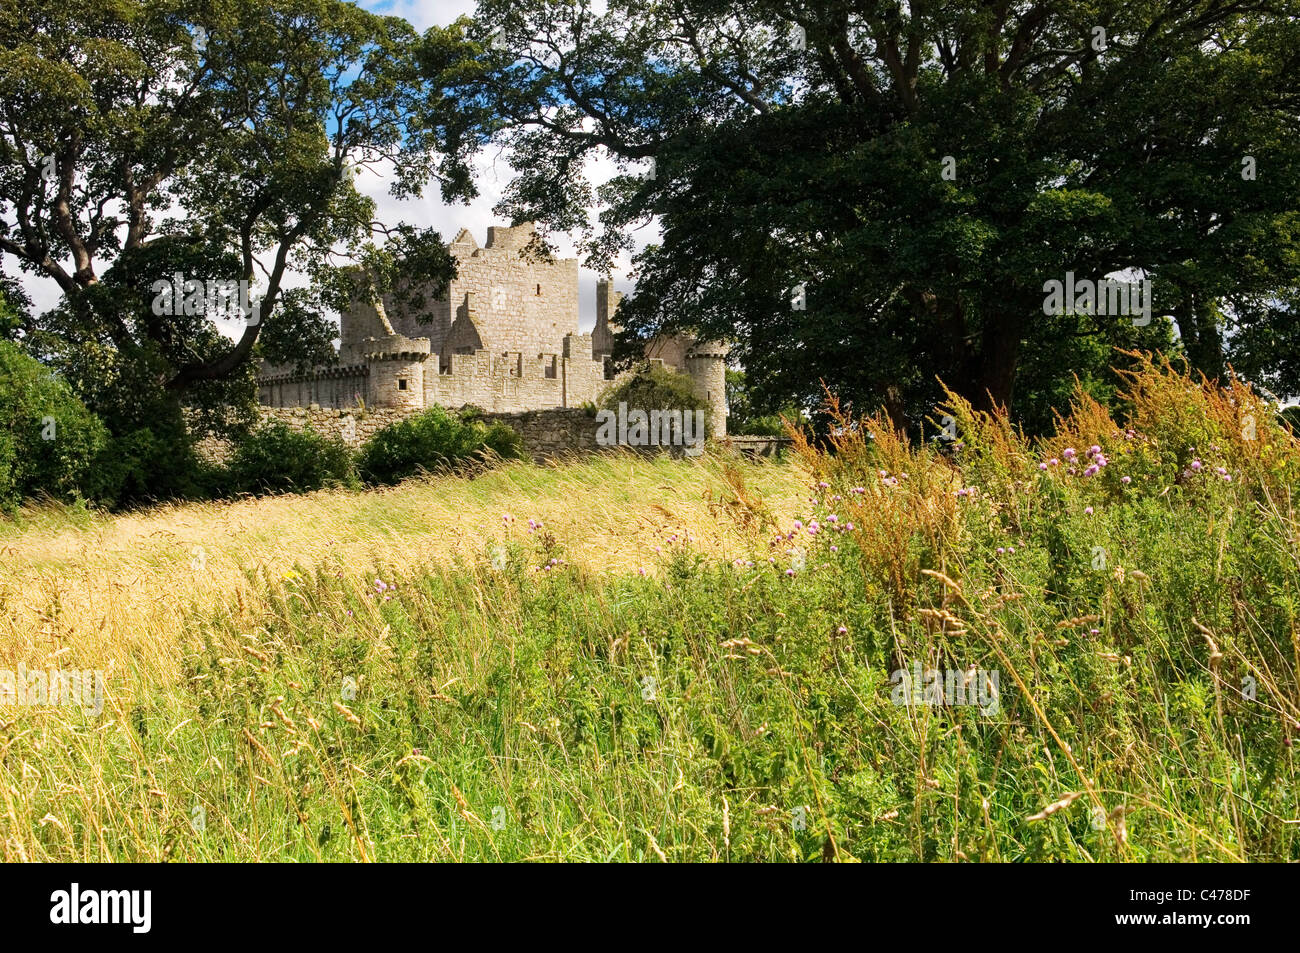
<box><xmin>226</xmin><ymin>421</ymin><xmax>356</xmax><ymax>495</ymax></box>
<box><xmin>0</xmin><ymin>341</ymin><xmax>107</xmax><ymax>509</ymax></box>
<box><xmin>600</xmin><ymin>361</ymin><xmax>708</xmax><ymax>431</ymax></box>
<box><xmin>356</xmin><ymin>406</ymin><xmax>522</xmax><ymax>485</ymax></box>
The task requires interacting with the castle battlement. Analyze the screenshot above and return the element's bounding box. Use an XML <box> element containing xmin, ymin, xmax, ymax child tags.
<box><xmin>258</xmin><ymin>223</ymin><xmax>728</xmax><ymax>434</ymax></box>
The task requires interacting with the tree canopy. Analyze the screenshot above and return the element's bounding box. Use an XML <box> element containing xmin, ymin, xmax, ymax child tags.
<box><xmin>420</xmin><ymin>0</ymin><xmax>1300</xmax><ymax>428</ymax></box>
<box><xmin>1</xmin><ymin>0</ymin><xmax>456</xmax><ymax>408</ymax></box>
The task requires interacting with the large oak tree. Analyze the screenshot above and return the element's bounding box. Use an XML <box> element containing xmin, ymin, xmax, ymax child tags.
<box><xmin>420</xmin><ymin>0</ymin><xmax>1300</xmax><ymax>427</ymax></box>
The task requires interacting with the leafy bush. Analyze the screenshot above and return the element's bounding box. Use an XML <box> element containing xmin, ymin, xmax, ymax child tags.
<box><xmin>600</xmin><ymin>361</ymin><xmax>708</xmax><ymax>431</ymax></box>
<box><xmin>226</xmin><ymin>421</ymin><xmax>356</xmax><ymax>495</ymax></box>
<box><xmin>357</xmin><ymin>406</ymin><xmax>521</xmax><ymax>485</ymax></box>
<box><xmin>0</xmin><ymin>341</ymin><xmax>107</xmax><ymax>509</ymax></box>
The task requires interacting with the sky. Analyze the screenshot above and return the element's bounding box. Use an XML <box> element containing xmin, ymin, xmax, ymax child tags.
<box><xmin>8</xmin><ymin>0</ymin><xmax>642</xmax><ymax>336</ymax></box>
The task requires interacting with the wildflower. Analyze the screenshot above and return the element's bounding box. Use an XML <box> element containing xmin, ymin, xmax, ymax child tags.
<box><xmin>1121</xmin><ymin>476</ymin><xmax>1131</xmax><ymax>484</ymax></box>
<box><xmin>1223</xmin><ymin>474</ymin><xmax>1232</xmax><ymax>482</ymax></box>
<box><xmin>1049</xmin><ymin>458</ymin><xmax>1060</xmax><ymax>467</ymax></box>
<box><xmin>846</xmin><ymin>522</ymin><xmax>855</xmax><ymax>531</ymax></box>
<box><xmin>996</xmin><ymin>547</ymin><xmax>1005</xmax><ymax>555</ymax></box>
<box><xmin>785</xmin><ymin>568</ymin><xmax>796</xmax><ymax>577</ymax></box>
<box><xmin>1084</xmin><ymin>506</ymin><xmax>1094</xmax><ymax>515</ymax></box>
<box><xmin>1063</xmin><ymin>448</ymin><xmax>1077</xmax><ymax>460</ymax></box>
<box><xmin>1088</xmin><ymin>445</ymin><xmax>1101</xmax><ymax>457</ymax></box>
<box><xmin>837</xmin><ymin>626</ymin><xmax>848</xmax><ymax>635</ymax></box>
<box><xmin>1090</xmin><ymin>628</ymin><xmax>1100</xmax><ymax>635</ymax></box>
<box><xmin>1008</xmin><ymin>546</ymin><xmax>1016</xmax><ymax>554</ymax></box>
<box><xmin>1083</xmin><ymin>464</ymin><xmax>1099</xmax><ymax>477</ymax></box>
<box><xmin>826</xmin><ymin>514</ymin><xmax>837</xmax><ymax>523</ymax></box>
<box><xmin>1039</xmin><ymin>463</ymin><xmax>1048</xmax><ymax>471</ymax></box>
<box><xmin>830</xmin><ymin>545</ymin><xmax>838</xmax><ymax>553</ymax></box>
<box><xmin>793</xmin><ymin>520</ymin><xmax>803</xmax><ymax>531</ymax></box>
<box><xmin>1191</xmin><ymin>460</ymin><xmax>1203</xmax><ymax>472</ymax></box>
<box><xmin>818</xmin><ymin>481</ymin><xmax>830</xmax><ymax>488</ymax></box>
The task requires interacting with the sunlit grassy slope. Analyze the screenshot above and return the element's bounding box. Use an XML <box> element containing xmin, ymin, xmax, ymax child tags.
<box><xmin>1</xmin><ymin>356</ymin><xmax>1298</xmax><ymax>861</ymax></box>
<box><xmin>0</xmin><ymin>452</ymin><xmax>805</xmax><ymax>684</ymax></box>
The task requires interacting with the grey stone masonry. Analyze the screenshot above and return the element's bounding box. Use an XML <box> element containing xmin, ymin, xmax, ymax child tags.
<box><xmin>255</xmin><ymin>222</ymin><xmax>729</xmax><ymax>435</ymax></box>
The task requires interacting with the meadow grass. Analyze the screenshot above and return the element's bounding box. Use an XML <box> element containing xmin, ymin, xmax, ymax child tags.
<box><xmin>0</xmin><ymin>356</ymin><xmax>1297</xmax><ymax>861</ymax></box>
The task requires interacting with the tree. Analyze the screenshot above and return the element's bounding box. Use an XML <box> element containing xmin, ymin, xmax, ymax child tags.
<box><xmin>419</xmin><ymin>0</ymin><xmax>1300</xmax><ymax>428</ymax></box>
<box><xmin>0</xmin><ymin>0</ymin><xmax>456</xmax><ymax>400</ymax></box>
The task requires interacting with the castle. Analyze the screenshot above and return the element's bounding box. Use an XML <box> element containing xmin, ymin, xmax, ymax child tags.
<box><xmin>256</xmin><ymin>222</ymin><xmax>729</xmax><ymax>435</ymax></box>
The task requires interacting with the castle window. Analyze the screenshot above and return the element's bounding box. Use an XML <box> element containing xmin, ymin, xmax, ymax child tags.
<box><xmin>536</xmin><ymin>284</ymin><xmax>542</xmax><ymax>295</ymax></box>
<box><xmin>398</xmin><ymin>379</ymin><xmax>408</xmax><ymax>391</ymax></box>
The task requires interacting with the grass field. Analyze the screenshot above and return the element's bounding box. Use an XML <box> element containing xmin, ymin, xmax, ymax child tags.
<box><xmin>1</xmin><ymin>356</ymin><xmax>1298</xmax><ymax>861</ymax></box>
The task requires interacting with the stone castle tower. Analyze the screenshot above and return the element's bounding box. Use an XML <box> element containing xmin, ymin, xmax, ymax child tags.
<box><xmin>257</xmin><ymin>222</ymin><xmax>728</xmax><ymax>435</ymax></box>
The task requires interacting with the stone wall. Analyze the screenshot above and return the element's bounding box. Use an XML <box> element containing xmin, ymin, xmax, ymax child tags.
<box><xmin>193</xmin><ymin>404</ymin><xmax>772</xmax><ymax>466</ymax></box>
<box><xmin>195</xmin><ymin>405</ymin><xmax>603</xmax><ymax>463</ymax></box>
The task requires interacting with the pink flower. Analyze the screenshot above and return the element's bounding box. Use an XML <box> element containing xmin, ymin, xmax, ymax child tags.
<box><xmin>1121</xmin><ymin>475</ymin><xmax>1131</xmax><ymax>484</ymax></box>
<box><xmin>1049</xmin><ymin>458</ymin><xmax>1060</xmax><ymax>467</ymax></box>
<box><xmin>1191</xmin><ymin>460</ymin><xmax>1203</xmax><ymax>472</ymax></box>
<box><xmin>1039</xmin><ymin>463</ymin><xmax>1048</xmax><ymax>471</ymax></box>
<box><xmin>837</xmin><ymin>626</ymin><xmax>848</xmax><ymax>635</ymax></box>
<box><xmin>1083</xmin><ymin>464</ymin><xmax>1099</xmax><ymax>477</ymax></box>
<box><xmin>1088</xmin><ymin>445</ymin><xmax>1101</xmax><ymax>457</ymax></box>
<box><xmin>1063</xmin><ymin>448</ymin><xmax>1077</xmax><ymax>460</ymax></box>
<box><xmin>1084</xmin><ymin>506</ymin><xmax>1094</xmax><ymax>515</ymax></box>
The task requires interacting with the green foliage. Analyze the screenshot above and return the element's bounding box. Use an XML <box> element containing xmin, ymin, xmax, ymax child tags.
<box><xmin>2</xmin><ymin>0</ymin><xmax>451</xmax><ymax>397</ymax></box>
<box><xmin>725</xmin><ymin>369</ymin><xmax>796</xmax><ymax>436</ymax></box>
<box><xmin>423</xmin><ymin>1</ymin><xmax>1300</xmax><ymax>431</ymax></box>
<box><xmin>226</xmin><ymin>421</ymin><xmax>356</xmax><ymax>496</ymax></box>
<box><xmin>601</xmin><ymin>362</ymin><xmax>708</xmax><ymax>421</ymax></box>
<box><xmin>0</xmin><ymin>341</ymin><xmax>106</xmax><ymax>509</ymax></box>
<box><xmin>356</xmin><ymin>406</ymin><xmax>522</xmax><ymax>485</ymax></box>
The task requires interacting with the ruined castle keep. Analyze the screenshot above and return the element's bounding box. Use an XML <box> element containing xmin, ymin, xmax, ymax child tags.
<box><xmin>257</xmin><ymin>222</ymin><xmax>729</xmax><ymax>435</ymax></box>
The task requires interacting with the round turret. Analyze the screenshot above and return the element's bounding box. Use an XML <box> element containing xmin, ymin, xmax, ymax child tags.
<box><xmin>363</xmin><ymin>335</ymin><xmax>431</xmax><ymax>411</ymax></box>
